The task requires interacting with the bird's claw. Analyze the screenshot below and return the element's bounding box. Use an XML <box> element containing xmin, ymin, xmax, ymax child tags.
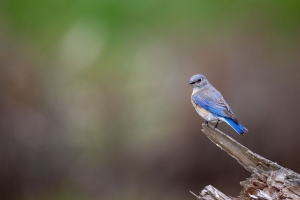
<box><xmin>214</xmin><ymin>121</ymin><xmax>219</xmax><ymax>129</ymax></box>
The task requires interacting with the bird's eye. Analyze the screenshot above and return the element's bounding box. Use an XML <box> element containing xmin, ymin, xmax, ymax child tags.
<box><xmin>197</xmin><ymin>79</ymin><xmax>202</xmax><ymax>82</ymax></box>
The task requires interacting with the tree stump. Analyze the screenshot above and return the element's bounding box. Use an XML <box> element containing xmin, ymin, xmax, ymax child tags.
<box><xmin>191</xmin><ymin>124</ymin><xmax>300</xmax><ymax>200</ymax></box>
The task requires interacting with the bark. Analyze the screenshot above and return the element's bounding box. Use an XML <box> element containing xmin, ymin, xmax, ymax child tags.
<box><xmin>191</xmin><ymin>124</ymin><xmax>300</xmax><ymax>200</ymax></box>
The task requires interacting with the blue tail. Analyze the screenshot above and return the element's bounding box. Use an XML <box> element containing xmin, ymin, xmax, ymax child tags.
<box><xmin>223</xmin><ymin>118</ymin><xmax>248</xmax><ymax>135</ymax></box>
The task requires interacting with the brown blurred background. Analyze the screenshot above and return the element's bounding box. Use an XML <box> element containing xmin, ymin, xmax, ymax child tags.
<box><xmin>1</xmin><ymin>1</ymin><xmax>300</xmax><ymax>199</ymax></box>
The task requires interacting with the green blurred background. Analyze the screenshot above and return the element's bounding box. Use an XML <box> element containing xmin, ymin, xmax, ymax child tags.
<box><xmin>1</xmin><ymin>1</ymin><xmax>300</xmax><ymax>199</ymax></box>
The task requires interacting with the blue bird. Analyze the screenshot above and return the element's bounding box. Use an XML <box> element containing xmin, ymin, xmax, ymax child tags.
<box><xmin>190</xmin><ymin>74</ymin><xmax>248</xmax><ymax>135</ymax></box>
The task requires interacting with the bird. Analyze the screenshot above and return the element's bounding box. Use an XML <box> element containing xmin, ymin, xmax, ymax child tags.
<box><xmin>189</xmin><ymin>74</ymin><xmax>248</xmax><ymax>135</ymax></box>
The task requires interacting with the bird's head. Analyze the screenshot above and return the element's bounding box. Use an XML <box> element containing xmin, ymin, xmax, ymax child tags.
<box><xmin>189</xmin><ymin>74</ymin><xmax>208</xmax><ymax>89</ymax></box>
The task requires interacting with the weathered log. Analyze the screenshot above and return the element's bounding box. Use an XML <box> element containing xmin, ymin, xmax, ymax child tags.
<box><xmin>191</xmin><ymin>124</ymin><xmax>300</xmax><ymax>200</ymax></box>
<box><xmin>190</xmin><ymin>185</ymin><xmax>236</xmax><ymax>200</ymax></box>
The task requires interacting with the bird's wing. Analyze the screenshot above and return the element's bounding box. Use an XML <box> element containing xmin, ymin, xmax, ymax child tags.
<box><xmin>192</xmin><ymin>91</ymin><xmax>238</xmax><ymax>122</ymax></box>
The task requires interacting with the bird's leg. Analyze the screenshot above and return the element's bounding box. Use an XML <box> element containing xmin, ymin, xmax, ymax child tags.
<box><xmin>214</xmin><ymin>121</ymin><xmax>219</xmax><ymax>129</ymax></box>
<box><xmin>205</xmin><ymin>121</ymin><xmax>209</xmax><ymax>126</ymax></box>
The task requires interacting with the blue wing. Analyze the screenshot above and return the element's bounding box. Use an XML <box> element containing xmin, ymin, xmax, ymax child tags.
<box><xmin>192</xmin><ymin>91</ymin><xmax>238</xmax><ymax>122</ymax></box>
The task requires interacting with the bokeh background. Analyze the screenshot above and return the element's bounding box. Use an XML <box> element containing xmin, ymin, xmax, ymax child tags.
<box><xmin>1</xmin><ymin>1</ymin><xmax>300</xmax><ymax>199</ymax></box>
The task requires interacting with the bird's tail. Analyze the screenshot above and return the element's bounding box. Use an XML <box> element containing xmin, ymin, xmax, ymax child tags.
<box><xmin>223</xmin><ymin>117</ymin><xmax>248</xmax><ymax>135</ymax></box>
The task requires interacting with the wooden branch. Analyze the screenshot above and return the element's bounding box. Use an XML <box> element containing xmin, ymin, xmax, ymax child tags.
<box><xmin>191</xmin><ymin>124</ymin><xmax>300</xmax><ymax>200</ymax></box>
<box><xmin>190</xmin><ymin>185</ymin><xmax>236</xmax><ymax>200</ymax></box>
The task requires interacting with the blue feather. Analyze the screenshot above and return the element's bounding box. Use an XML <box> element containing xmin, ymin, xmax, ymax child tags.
<box><xmin>223</xmin><ymin>118</ymin><xmax>248</xmax><ymax>135</ymax></box>
<box><xmin>192</xmin><ymin>95</ymin><xmax>228</xmax><ymax>118</ymax></box>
